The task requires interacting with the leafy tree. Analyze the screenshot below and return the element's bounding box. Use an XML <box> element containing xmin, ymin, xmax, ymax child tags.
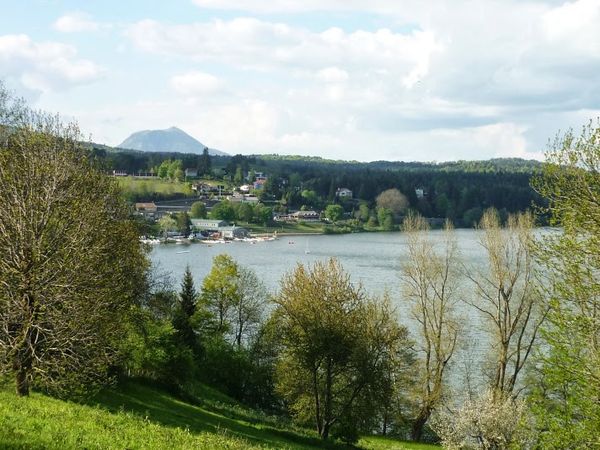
<box><xmin>529</xmin><ymin>120</ymin><xmax>600</xmax><ymax>448</ymax></box>
<box><xmin>324</xmin><ymin>204</ymin><xmax>344</xmax><ymax>223</ymax></box>
<box><xmin>175</xmin><ymin>211</ymin><xmax>192</xmax><ymax>235</ymax></box>
<box><xmin>273</xmin><ymin>259</ymin><xmax>412</xmax><ymax>442</ymax></box>
<box><xmin>234</xmin><ymin>165</ymin><xmax>244</xmax><ymax>184</ymax></box>
<box><xmin>158</xmin><ymin>160</ymin><xmax>170</xmax><ymax>179</ymax></box>
<box><xmin>211</xmin><ymin>200</ymin><xmax>236</xmax><ymax>221</ymax></box>
<box><xmin>201</xmin><ymin>255</ymin><xmax>239</xmax><ymax>334</ymax></box>
<box><xmin>401</xmin><ymin>214</ymin><xmax>461</xmax><ymax>441</ymax></box>
<box><xmin>377</xmin><ymin>207</ymin><xmax>394</xmax><ymax>230</ymax></box>
<box><xmin>253</xmin><ymin>204</ymin><xmax>272</xmax><ymax>226</ymax></box>
<box><xmin>236</xmin><ymin>202</ymin><xmax>254</xmax><ymax>223</ymax></box>
<box><xmin>168</xmin><ymin>159</ymin><xmax>183</xmax><ymax>180</ymax></box>
<box><xmin>158</xmin><ymin>215</ymin><xmax>178</xmax><ymax>237</ymax></box>
<box><xmin>0</xmin><ymin>86</ymin><xmax>148</xmax><ymax>397</ymax></box>
<box><xmin>376</xmin><ymin>188</ymin><xmax>409</xmax><ymax>216</ymax></box>
<box><xmin>174</xmin><ymin>168</ymin><xmax>185</xmax><ymax>182</ymax></box>
<box><xmin>356</xmin><ymin>202</ymin><xmax>370</xmax><ymax>222</ymax></box>
<box><xmin>200</xmin><ymin>255</ymin><xmax>267</xmax><ymax>346</ymax></box>
<box><xmin>190</xmin><ymin>201</ymin><xmax>207</xmax><ymax>219</ymax></box>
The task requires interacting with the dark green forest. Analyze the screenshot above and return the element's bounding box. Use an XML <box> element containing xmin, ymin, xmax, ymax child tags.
<box><xmin>92</xmin><ymin>145</ymin><xmax>543</xmax><ymax>226</ymax></box>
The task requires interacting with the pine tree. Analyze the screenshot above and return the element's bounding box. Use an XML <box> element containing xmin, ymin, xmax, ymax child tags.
<box><xmin>173</xmin><ymin>266</ymin><xmax>199</xmax><ymax>355</ymax></box>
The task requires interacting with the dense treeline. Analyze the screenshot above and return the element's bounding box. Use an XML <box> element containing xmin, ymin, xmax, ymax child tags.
<box><xmin>94</xmin><ymin>144</ymin><xmax>543</xmax><ymax>226</ymax></box>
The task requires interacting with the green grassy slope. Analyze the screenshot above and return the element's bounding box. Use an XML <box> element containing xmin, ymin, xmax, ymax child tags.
<box><xmin>0</xmin><ymin>380</ymin><xmax>439</xmax><ymax>449</ymax></box>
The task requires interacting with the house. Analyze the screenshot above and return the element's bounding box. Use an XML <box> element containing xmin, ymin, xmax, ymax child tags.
<box><xmin>191</xmin><ymin>219</ymin><xmax>228</xmax><ymax>231</ymax></box>
<box><xmin>220</xmin><ymin>226</ymin><xmax>250</xmax><ymax>239</ymax></box>
<box><xmin>185</xmin><ymin>168</ymin><xmax>198</xmax><ymax>178</ymax></box>
<box><xmin>336</xmin><ymin>188</ymin><xmax>353</xmax><ymax>198</ymax></box>
<box><xmin>112</xmin><ymin>170</ymin><xmax>128</xmax><ymax>177</ymax></box>
<box><xmin>415</xmin><ymin>188</ymin><xmax>425</xmax><ymax>199</ymax></box>
<box><xmin>253</xmin><ymin>179</ymin><xmax>266</xmax><ymax>190</ymax></box>
<box><xmin>135</xmin><ymin>202</ymin><xmax>157</xmax><ymax>218</ymax></box>
<box><xmin>293</xmin><ymin>210</ymin><xmax>321</xmax><ymax>221</ymax></box>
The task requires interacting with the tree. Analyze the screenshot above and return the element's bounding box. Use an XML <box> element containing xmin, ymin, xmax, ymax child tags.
<box><xmin>175</xmin><ymin>211</ymin><xmax>192</xmax><ymax>236</ymax></box>
<box><xmin>211</xmin><ymin>200</ymin><xmax>236</xmax><ymax>221</ymax></box>
<box><xmin>377</xmin><ymin>207</ymin><xmax>394</xmax><ymax>230</ymax></box>
<box><xmin>253</xmin><ymin>204</ymin><xmax>272</xmax><ymax>226</ymax></box>
<box><xmin>432</xmin><ymin>389</ymin><xmax>533</xmax><ymax>450</ymax></box>
<box><xmin>465</xmin><ymin>209</ymin><xmax>546</xmax><ymax>396</ymax></box>
<box><xmin>190</xmin><ymin>201</ymin><xmax>207</xmax><ymax>219</ymax></box>
<box><xmin>273</xmin><ymin>259</ymin><xmax>412</xmax><ymax>442</ymax></box>
<box><xmin>232</xmin><ymin>267</ymin><xmax>267</xmax><ymax>348</ymax></box>
<box><xmin>236</xmin><ymin>202</ymin><xmax>254</xmax><ymax>223</ymax></box>
<box><xmin>172</xmin><ymin>267</ymin><xmax>199</xmax><ymax>355</ymax></box>
<box><xmin>158</xmin><ymin>215</ymin><xmax>178</xmax><ymax>237</ymax></box>
<box><xmin>201</xmin><ymin>255</ymin><xmax>239</xmax><ymax>334</ymax></box>
<box><xmin>324</xmin><ymin>204</ymin><xmax>344</xmax><ymax>223</ymax></box>
<box><xmin>529</xmin><ymin>120</ymin><xmax>600</xmax><ymax>448</ymax></box>
<box><xmin>0</xmin><ymin>86</ymin><xmax>148</xmax><ymax>396</ymax></box>
<box><xmin>198</xmin><ymin>147</ymin><xmax>212</xmax><ymax>176</ymax></box>
<box><xmin>200</xmin><ymin>254</ymin><xmax>267</xmax><ymax>346</ymax></box>
<box><xmin>401</xmin><ymin>214</ymin><xmax>461</xmax><ymax>441</ymax></box>
<box><xmin>376</xmin><ymin>188</ymin><xmax>409</xmax><ymax>216</ymax></box>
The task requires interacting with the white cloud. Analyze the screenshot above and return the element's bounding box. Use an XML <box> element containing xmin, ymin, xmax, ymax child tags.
<box><xmin>51</xmin><ymin>0</ymin><xmax>600</xmax><ymax>161</ymax></box>
<box><xmin>170</xmin><ymin>71</ymin><xmax>224</xmax><ymax>96</ymax></box>
<box><xmin>0</xmin><ymin>34</ymin><xmax>104</xmax><ymax>93</ymax></box>
<box><xmin>125</xmin><ymin>18</ymin><xmax>441</xmax><ymax>77</ymax></box>
<box><xmin>316</xmin><ymin>67</ymin><xmax>349</xmax><ymax>83</ymax></box>
<box><xmin>53</xmin><ymin>12</ymin><xmax>100</xmax><ymax>33</ymax></box>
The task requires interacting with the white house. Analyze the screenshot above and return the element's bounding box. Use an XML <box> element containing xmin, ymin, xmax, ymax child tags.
<box><xmin>336</xmin><ymin>188</ymin><xmax>353</xmax><ymax>198</ymax></box>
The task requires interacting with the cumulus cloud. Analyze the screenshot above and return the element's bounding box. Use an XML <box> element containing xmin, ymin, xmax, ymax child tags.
<box><xmin>70</xmin><ymin>0</ymin><xmax>600</xmax><ymax>160</ymax></box>
<box><xmin>0</xmin><ymin>34</ymin><xmax>104</xmax><ymax>93</ymax></box>
<box><xmin>53</xmin><ymin>12</ymin><xmax>100</xmax><ymax>33</ymax></box>
<box><xmin>125</xmin><ymin>18</ymin><xmax>441</xmax><ymax>76</ymax></box>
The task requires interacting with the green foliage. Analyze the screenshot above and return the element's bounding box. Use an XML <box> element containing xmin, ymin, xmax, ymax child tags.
<box><xmin>190</xmin><ymin>201</ymin><xmax>208</xmax><ymax>219</ymax></box>
<box><xmin>175</xmin><ymin>211</ymin><xmax>192</xmax><ymax>235</ymax></box>
<box><xmin>529</xmin><ymin>120</ymin><xmax>600</xmax><ymax>448</ymax></box>
<box><xmin>273</xmin><ymin>259</ymin><xmax>413</xmax><ymax>442</ymax></box>
<box><xmin>158</xmin><ymin>215</ymin><xmax>178</xmax><ymax>236</ymax></box>
<box><xmin>211</xmin><ymin>200</ymin><xmax>236</xmax><ymax>221</ymax></box>
<box><xmin>324</xmin><ymin>204</ymin><xmax>344</xmax><ymax>222</ymax></box>
<box><xmin>173</xmin><ymin>267</ymin><xmax>200</xmax><ymax>356</ymax></box>
<box><xmin>377</xmin><ymin>207</ymin><xmax>395</xmax><ymax>230</ymax></box>
<box><xmin>0</xmin><ymin>86</ymin><xmax>148</xmax><ymax>397</ymax></box>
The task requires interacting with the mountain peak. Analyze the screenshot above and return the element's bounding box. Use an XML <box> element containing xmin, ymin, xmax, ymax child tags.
<box><xmin>118</xmin><ymin>127</ymin><xmax>227</xmax><ymax>156</ymax></box>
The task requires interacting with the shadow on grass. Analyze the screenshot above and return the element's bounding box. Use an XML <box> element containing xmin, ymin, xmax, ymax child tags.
<box><xmin>90</xmin><ymin>379</ymin><xmax>347</xmax><ymax>450</ymax></box>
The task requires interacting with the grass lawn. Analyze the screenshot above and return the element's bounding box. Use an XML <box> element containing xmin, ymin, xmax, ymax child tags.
<box><xmin>0</xmin><ymin>379</ymin><xmax>440</xmax><ymax>449</ymax></box>
<box><xmin>117</xmin><ymin>177</ymin><xmax>194</xmax><ymax>198</ymax></box>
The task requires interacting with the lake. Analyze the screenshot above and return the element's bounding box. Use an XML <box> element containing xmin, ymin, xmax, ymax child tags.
<box><xmin>150</xmin><ymin>229</ymin><xmax>487</xmax><ymax>298</ymax></box>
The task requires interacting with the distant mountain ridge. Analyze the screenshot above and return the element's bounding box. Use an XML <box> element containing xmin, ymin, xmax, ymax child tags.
<box><xmin>118</xmin><ymin>127</ymin><xmax>227</xmax><ymax>156</ymax></box>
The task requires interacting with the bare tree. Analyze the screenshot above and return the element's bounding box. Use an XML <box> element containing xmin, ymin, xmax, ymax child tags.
<box><xmin>400</xmin><ymin>214</ymin><xmax>461</xmax><ymax>441</ymax></box>
<box><xmin>0</xmin><ymin>85</ymin><xmax>148</xmax><ymax>397</ymax></box>
<box><xmin>465</xmin><ymin>209</ymin><xmax>546</xmax><ymax>397</ymax></box>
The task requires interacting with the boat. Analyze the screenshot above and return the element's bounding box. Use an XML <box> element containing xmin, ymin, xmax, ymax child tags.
<box><xmin>176</xmin><ymin>250</ymin><xmax>190</xmax><ymax>254</ymax></box>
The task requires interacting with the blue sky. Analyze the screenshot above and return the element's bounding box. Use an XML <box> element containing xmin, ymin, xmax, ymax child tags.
<box><xmin>2</xmin><ymin>0</ymin><xmax>600</xmax><ymax>161</ymax></box>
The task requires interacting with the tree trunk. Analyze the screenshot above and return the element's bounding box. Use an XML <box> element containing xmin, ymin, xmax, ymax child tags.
<box><xmin>411</xmin><ymin>406</ymin><xmax>431</xmax><ymax>442</ymax></box>
<box><xmin>13</xmin><ymin>351</ymin><xmax>32</xmax><ymax>396</ymax></box>
<box><xmin>15</xmin><ymin>368</ymin><xmax>30</xmax><ymax>396</ymax></box>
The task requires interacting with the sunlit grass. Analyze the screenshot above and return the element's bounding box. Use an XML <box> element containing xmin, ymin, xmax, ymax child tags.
<box><xmin>0</xmin><ymin>379</ymin><xmax>440</xmax><ymax>449</ymax></box>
